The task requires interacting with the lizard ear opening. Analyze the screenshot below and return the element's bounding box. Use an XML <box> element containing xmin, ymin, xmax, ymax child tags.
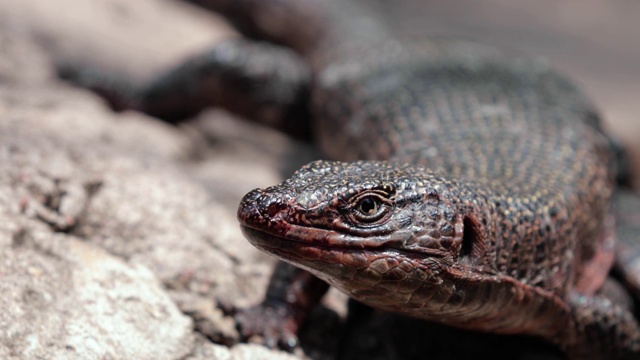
<box><xmin>460</xmin><ymin>216</ymin><xmax>481</xmax><ymax>261</ymax></box>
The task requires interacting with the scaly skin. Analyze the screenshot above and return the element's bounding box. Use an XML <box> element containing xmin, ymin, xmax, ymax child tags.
<box><xmin>234</xmin><ymin>1</ymin><xmax>640</xmax><ymax>359</ymax></box>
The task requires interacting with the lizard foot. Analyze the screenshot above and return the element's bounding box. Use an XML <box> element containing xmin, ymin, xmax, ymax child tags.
<box><xmin>234</xmin><ymin>304</ymin><xmax>301</xmax><ymax>351</ymax></box>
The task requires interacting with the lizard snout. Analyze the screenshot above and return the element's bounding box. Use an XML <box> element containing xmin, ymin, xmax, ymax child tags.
<box><xmin>238</xmin><ymin>188</ymin><xmax>290</xmax><ymax>228</ymax></box>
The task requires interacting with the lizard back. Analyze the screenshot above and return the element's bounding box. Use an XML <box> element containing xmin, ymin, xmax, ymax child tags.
<box><xmin>308</xmin><ymin>18</ymin><xmax>616</xmax><ymax>298</ymax></box>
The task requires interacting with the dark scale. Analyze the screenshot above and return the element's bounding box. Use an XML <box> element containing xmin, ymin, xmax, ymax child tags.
<box><xmin>235</xmin><ymin>2</ymin><xmax>638</xmax><ymax>355</ymax></box>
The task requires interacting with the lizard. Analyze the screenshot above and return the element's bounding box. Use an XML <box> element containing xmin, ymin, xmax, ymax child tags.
<box><xmin>58</xmin><ymin>0</ymin><xmax>640</xmax><ymax>358</ymax></box>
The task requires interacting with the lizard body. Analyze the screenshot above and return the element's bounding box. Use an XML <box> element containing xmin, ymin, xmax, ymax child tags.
<box><xmin>58</xmin><ymin>0</ymin><xmax>640</xmax><ymax>358</ymax></box>
<box><xmin>232</xmin><ymin>0</ymin><xmax>640</xmax><ymax>358</ymax></box>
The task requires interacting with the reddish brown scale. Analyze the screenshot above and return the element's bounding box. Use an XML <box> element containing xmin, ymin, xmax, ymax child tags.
<box><xmin>235</xmin><ymin>1</ymin><xmax>640</xmax><ymax>359</ymax></box>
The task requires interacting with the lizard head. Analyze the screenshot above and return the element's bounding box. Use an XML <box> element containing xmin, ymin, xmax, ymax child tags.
<box><xmin>238</xmin><ymin>160</ymin><xmax>485</xmax><ymax>314</ymax></box>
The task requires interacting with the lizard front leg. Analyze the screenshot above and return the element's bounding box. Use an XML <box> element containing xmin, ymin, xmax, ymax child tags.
<box><xmin>566</xmin><ymin>291</ymin><xmax>640</xmax><ymax>359</ymax></box>
<box><xmin>234</xmin><ymin>261</ymin><xmax>329</xmax><ymax>350</ymax></box>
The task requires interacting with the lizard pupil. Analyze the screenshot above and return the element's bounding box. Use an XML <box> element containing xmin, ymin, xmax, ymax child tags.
<box><xmin>359</xmin><ymin>197</ymin><xmax>379</xmax><ymax>215</ymax></box>
<box><xmin>351</xmin><ymin>194</ymin><xmax>389</xmax><ymax>224</ymax></box>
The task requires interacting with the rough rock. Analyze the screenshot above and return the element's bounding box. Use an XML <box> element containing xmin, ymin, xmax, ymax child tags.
<box><xmin>0</xmin><ymin>219</ymin><xmax>193</xmax><ymax>360</ymax></box>
<box><xmin>0</xmin><ymin>6</ymin><xmax>300</xmax><ymax>356</ymax></box>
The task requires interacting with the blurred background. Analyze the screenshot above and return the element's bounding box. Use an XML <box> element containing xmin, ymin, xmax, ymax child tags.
<box><xmin>4</xmin><ymin>0</ymin><xmax>636</xmax><ymax>183</ymax></box>
<box><xmin>2</xmin><ymin>0</ymin><xmax>638</xmax><ymax>170</ymax></box>
<box><xmin>378</xmin><ymin>0</ymin><xmax>640</xmax><ymax>181</ymax></box>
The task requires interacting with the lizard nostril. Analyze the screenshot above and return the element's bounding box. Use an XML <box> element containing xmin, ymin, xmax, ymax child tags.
<box><xmin>267</xmin><ymin>202</ymin><xmax>282</xmax><ymax>217</ymax></box>
<box><xmin>252</xmin><ymin>193</ymin><xmax>287</xmax><ymax>218</ymax></box>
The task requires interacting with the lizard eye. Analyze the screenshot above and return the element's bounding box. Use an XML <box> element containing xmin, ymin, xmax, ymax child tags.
<box><xmin>352</xmin><ymin>194</ymin><xmax>389</xmax><ymax>223</ymax></box>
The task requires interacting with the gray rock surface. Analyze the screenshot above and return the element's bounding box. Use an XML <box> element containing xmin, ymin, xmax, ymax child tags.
<box><xmin>0</xmin><ymin>1</ymin><xmax>306</xmax><ymax>358</ymax></box>
<box><xmin>0</xmin><ymin>220</ymin><xmax>193</xmax><ymax>360</ymax></box>
<box><xmin>0</xmin><ymin>81</ymin><xmax>300</xmax><ymax>359</ymax></box>
<box><xmin>0</xmin><ymin>85</ymin><xmax>198</xmax><ymax>360</ymax></box>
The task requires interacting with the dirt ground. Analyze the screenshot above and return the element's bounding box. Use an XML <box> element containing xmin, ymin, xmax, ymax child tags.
<box><xmin>0</xmin><ymin>0</ymin><xmax>638</xmax><ymax>359</ymax></box>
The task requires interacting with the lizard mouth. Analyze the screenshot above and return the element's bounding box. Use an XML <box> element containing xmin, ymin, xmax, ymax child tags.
<box><xmin>240</xmin><ymin>224</ymin><xmax>353</xmax><ymax>253</ymax></box>
<box><xmin>239</xmin><ymin>224</ymin><xmax>377</xmax><ymax>270</ymax></box>
<box><xmin>240</xmin><ymin>224</ymin><xmax>420</xmax><ymax>280</ymax></box>
<box><xmin>241</xmin><ymin>224</ymin><xmax>302</xmax><ymax>248</ymax></box>
<box><xmin>240</xmin><ymin>224</ymin><xmax>448</xmax><ymax>262</ymax></box>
